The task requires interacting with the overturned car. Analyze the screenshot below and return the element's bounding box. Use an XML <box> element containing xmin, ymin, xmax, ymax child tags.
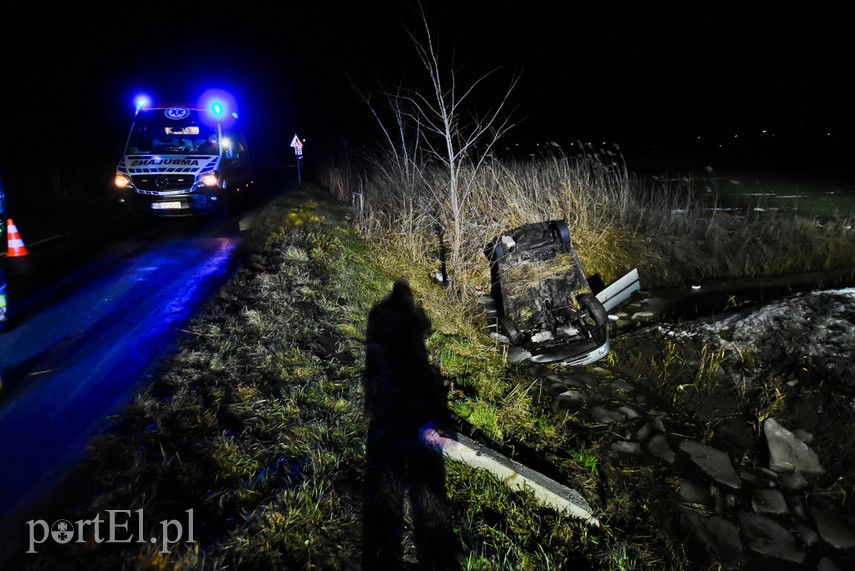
<box><xmin>484</xmin><ymin>220</ymin><xmax>639</xmax><ymax>366</ymax></box>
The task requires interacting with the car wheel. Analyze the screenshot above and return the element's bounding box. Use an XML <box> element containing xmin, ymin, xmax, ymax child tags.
<box><xmin>499</xmin><ymin>316</ymin><xmax>522</xmax><ymax>345</ymax></box>
<box><xmin>493</xmin><ymin>241</ymin><xmax>508</xmax><ymax>261</ymax></box>
<box><xmin>553</xmin><ymin>220</ymin><xmax>571</xmax><ymax>244</ymax></box>
<box><xmin>578</xmin><ymin>293</ymin><xmax>608</xmax><ymax>328</ymax></box>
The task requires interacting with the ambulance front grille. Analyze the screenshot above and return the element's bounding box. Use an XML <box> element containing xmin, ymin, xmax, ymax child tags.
<box><xmin>131</xmin><ymin>174</ymin><xmax>195</xmax><ymax>194</ymax></box>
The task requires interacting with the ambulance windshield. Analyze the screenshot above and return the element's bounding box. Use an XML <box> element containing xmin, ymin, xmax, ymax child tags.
<box><xmin>126</xmin><ymin>110</ymin><xmax>219</xmax><ymax>155</ymax></box>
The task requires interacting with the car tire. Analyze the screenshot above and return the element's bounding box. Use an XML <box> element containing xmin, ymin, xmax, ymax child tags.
<box><xmin>578</xmin><ymin>293</ymin><xmax>608</xmax><ymax>327</ymax></box>
<box><xmin>499</xmin><ymin>316</ymin><xmax>522</xmax><ymax>345</ymax></box>
<box><xmin>493</xmin><ymin>241</ymin><xmax>508</xmax><ymax>261</ymax></box>
<box><xmin>553</xmin><ymin>220</ymin><xmax>571</xmax><ymax>244</ymax></box>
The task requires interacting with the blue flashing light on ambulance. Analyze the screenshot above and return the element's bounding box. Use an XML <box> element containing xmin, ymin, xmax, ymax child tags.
<box><xmin>114</xmin><ymin>95</ymin><xmax>252</xmax><ymax>216</ymax></box>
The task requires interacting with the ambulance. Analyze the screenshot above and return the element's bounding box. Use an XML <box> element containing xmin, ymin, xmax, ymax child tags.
<box><xmin>114</xmin><ymin>96</ymin><xmax>252</xmax><ymax>216</ymax></box>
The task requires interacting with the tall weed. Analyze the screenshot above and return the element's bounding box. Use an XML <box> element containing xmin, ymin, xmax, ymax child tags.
<box><xmin>331</xmin><ymin>143</ymin><xmax>855</xmax><ymax>293</ymax></box>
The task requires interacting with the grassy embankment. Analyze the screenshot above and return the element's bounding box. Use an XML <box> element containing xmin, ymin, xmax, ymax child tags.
<box><xmin>10</xmin><ymin>147</ymin><xmax>855</xmax><ymax>570</ymax></box>
<box><xmin>9</xmin><ymin>185</ymin><xmax>644</xmax><ymax>570</ymax></box>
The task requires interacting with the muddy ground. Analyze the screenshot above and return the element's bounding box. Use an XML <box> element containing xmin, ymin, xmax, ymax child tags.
<box><xmin>614</xmin><ymin>286</ymin><xmax>855</xmax><ymax>495</ymax></box>
<box><xmin>596</xmin><ymin>285</ymin><xmax>855</xmax><ymax>568</ymax></box>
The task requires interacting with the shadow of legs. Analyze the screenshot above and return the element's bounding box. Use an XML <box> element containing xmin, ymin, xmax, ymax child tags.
<box><xmin>410</xmin><ymin>447</ymin><xmax>459</xmax><ymax>570</ymax></box>
<box><xmin>362</xmin><ymin>437</ymin><xmax>406</xmax><ymax>569</ymax></box>
<box><xmin>362</xmin><ymin>280</ymin><xmax>460</xmax><ymax>569</ymax></box>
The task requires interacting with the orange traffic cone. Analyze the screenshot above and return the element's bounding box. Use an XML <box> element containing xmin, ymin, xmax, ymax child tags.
<box><xmin>6</xmin><ymin>219</ymin><xmax>29</xmax><ymax>257</ymax></box>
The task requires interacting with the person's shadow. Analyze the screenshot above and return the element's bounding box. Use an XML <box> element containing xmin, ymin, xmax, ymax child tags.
<box><xmin>362</xmin><ymin>280</ymin><xmax>460</xmax><ymax>570</ymax></box>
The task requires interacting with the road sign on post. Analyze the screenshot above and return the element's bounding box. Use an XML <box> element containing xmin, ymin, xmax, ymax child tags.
<box><xmin>290</xmin><ymin>133</ymin><xmax>304</xmax><ymax>183</ymax></box>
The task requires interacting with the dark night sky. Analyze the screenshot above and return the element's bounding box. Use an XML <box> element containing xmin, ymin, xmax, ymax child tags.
<box><xmin>2</xmin><ymin>1</ymin><xmax>853</xmax><ymax>182</ymax></box>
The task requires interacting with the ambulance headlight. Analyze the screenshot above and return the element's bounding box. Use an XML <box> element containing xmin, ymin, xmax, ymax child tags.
<box><xmin>199</xmin><ymin>171</ymin><xmax>219</xmax><ymax>187</ymax></box>
<box><xmin>114</xmin><ymin>173</ymin><xmax>131</xmax><ymax>188</ymax></box>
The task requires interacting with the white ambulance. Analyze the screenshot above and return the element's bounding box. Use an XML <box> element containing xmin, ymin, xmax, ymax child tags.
<box><xmin>114</xmin><ymin>98</ymin><xmax>252</xmax><ymax>216</ymax></box>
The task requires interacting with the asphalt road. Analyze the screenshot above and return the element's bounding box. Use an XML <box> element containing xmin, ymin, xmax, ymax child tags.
<box><xmin>0</xmin><ymin>208</ymin><xmax>259</xmax><ymax>538</ymax></box>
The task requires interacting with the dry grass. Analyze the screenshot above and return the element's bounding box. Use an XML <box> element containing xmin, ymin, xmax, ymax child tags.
<box><xmin>346</xmin><ymin>144</ymin><xmax>855</xmax><ymax>294</ymax></box>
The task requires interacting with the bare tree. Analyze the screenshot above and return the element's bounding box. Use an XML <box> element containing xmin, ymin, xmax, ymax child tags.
<box><xmin>355</xmin><ymin>2</ymin><xmax>519</xmax><ymax>287</ymax></box>
<box><xmin>356</xmin><ymin>82</ymin><xmax>425</xmax><ymax>190</ymax></box>
<box><xmin>405</xmin><ymin>1</ymin><xmax>520</xmax><ymax>287</ymax></box>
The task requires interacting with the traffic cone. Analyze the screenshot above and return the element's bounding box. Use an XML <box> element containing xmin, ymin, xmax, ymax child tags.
<box><xmin>6</xmin><ymin>219</ymin><xmax>29</xmax><ymax>257</ymax></box>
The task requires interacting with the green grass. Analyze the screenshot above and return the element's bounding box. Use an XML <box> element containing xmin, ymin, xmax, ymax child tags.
<box><xmin>569</xmin><ymin>447</ymin><xmax>599</xmax><ymax>475</ymax></box>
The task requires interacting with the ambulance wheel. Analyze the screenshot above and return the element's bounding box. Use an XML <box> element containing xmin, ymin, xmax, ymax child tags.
<box><xmin>217</xmin><ymin>193</ymin><xmax>233</xmax><ymax>218</ymax></box>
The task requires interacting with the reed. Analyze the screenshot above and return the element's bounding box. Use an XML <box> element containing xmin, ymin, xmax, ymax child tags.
<box><xmin>342</xmin><ymin>143</ymin><xmax>855</xmax><ymax>293</ymax></box>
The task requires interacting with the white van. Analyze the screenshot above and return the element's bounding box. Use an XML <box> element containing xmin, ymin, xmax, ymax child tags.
<box><xmin>114</xmin><ymin>101</ymin><xmax>252</xmax><ymax>216</ymax></box>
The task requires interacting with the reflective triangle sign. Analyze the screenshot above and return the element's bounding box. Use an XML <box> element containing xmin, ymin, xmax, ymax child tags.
<box><xmin>290</xmin><ymin>133</ymin><xmax>303</xmax><ymax>148</ymax></box>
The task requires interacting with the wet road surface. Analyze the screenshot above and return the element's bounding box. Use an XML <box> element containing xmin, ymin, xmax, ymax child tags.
<box><xmin>0</xmin><ymin>214</ymin><xmax>247</xmax><ymax>535</ymax></box>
